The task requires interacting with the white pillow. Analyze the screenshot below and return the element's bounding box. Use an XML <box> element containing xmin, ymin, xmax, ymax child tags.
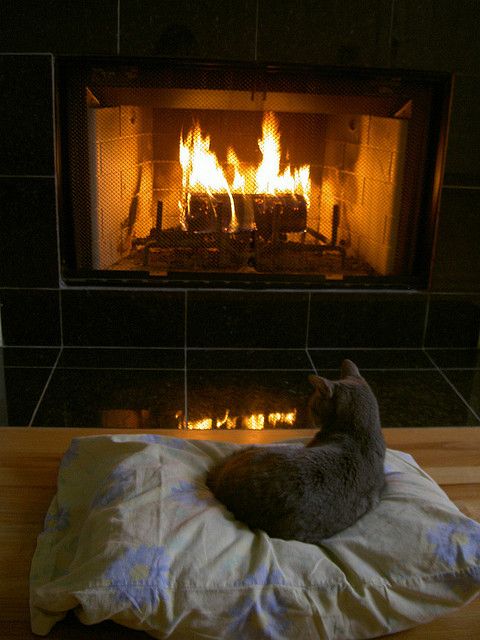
<box><xmin>30</xmin><ymin>434</ymin><xmax>480</xmax><ymax>639</ymax></box>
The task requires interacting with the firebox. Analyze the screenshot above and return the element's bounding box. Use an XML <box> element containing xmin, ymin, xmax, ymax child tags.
<box><xmin>56</xmin><ymin>58</ymin><xmax>451</xmax><ymax>288</ymax></box>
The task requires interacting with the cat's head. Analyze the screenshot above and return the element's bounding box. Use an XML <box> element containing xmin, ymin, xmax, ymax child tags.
<box><xmin>307</xmin><ymin>359</ymin><xmax>379</xmax><ymax>431</ymax></box>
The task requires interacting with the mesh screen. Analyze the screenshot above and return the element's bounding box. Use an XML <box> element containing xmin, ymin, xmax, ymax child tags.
<box><xmin>58</xmin><ymin>60</ymin><xmax>443</xmax><ymax>284</ymax></box>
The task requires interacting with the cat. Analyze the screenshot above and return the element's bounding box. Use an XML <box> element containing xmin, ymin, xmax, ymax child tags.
<box><xmin>206</xmin><ymin>359</ymin><xmax>386</xmax><ymax>544</ymax></box>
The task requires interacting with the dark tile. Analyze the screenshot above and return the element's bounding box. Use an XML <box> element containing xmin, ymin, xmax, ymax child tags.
<box><xmin>257</xmin><ymin>0</ymin><xmax>391</xmax><ymax>66</ymax></box>
<box><xmin>362</xmin><ymin>369</ymin><xmax>480</xmax><ymax>427</ymax></box>
<box><xmin>444</xmin><ymin>75</ymin><xmax>480</xmax><ymax>184</ymax></box>
<box><xmin>0</xmin><ymin>366</ymin><xmax>51</xmax><ymax>426</ymax></box>
<box><xmin>0</xmin><ymin>2</ymin><xmax>117</xmax><ymax>54</ymax></box>
<box><xmin>309</xmin><ymin>349</ymin><xmax>433</xmax><ymax>371</ymax></box>
<box><xmin>430</xmin><ymin>188</ymin><xmax>480</xmax><ymax>292</ymax></box>
<box><xmin>427</xmin><ymin>348</ymin><xmax>480</xmax><ymax>369</ymax></box>
<box><xmin>187</xmin><ymin>348</ymin><xmax>313</xmax><ymax>370</ymax></box>
<box><xmin>0</xmin><ymin>178</ymin><xmax>58</xmax><ymax>287</ymax></box>
<box><xmin>32</xmin><ymin>369</ymin><xmax>184</xmax><ymax>428</ymax></box>
<box><xmin>61</xmin><ymin>290</ymin><xmax>185</xmax><ymax>347</ymax></box>
<box><xmin>308</xmin><ymin>293</ymin><xmax>427</xmax><ymax>348</ymax></box>
<box><xmin>425</xmin><ymin>294</ymin><xmax>480</xmax><ymax>348</ymax></box>
<box><xmin>391</xmin><ymin>1</ymin><xmax>480</xmax><ymax>73</ymax></box>
<box><xmin>187</xmin><ymin>291</ymin><xmax>309</xmax><ymax>348</ymax></box>
<box><xmin>0</xmin><ymin>56</ymin><xmax>54</xmax><ymax>175</ymax></box>
<box><xmin>442</xmin><ymin>369</ymin><xmax>480</xmax><ymax>418</ymax></box>
<box><xmin>120</xmin><ymin>0</ymin><xmax>257</xmax><ymax>59</ymax></box>
<box><xmin>0</xmin><ymin>289</ymin><xmax>60</xmax><ymax>346</ymax></box>
<box><xmin>1</xmin><ymin>346</ymin><xmax>60</xmax><ymax>367</ymax></box>
<box><xmin>185</xmin><ymin>370</ymin><xmax>313</xmax><ymax>430</ymax></box>
<box><xmin>58</xmin><ymin>347</ymin><xmax>184</xmax><ymax>369</ymax></box>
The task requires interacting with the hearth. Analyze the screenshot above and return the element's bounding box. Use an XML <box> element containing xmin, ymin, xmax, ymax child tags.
<box><xmin>56</xmin><ymin>58</ymin><xmax>451</xmax><ymax>288</ymax></box>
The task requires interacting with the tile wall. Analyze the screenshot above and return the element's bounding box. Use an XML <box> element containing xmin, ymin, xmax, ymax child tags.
<box><xmin>0</xmin><ymin>1</ymin><xmax>479</xmax><ymax>349</ymax></box>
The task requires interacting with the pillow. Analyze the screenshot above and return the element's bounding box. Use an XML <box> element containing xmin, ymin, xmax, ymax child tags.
<box><xmin>30</xmin><ymin>434</ymin><xmax>480</xmax><ymax>639</ymax></box>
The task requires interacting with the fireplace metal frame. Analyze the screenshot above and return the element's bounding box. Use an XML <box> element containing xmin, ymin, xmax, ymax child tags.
<box><xmin>55</xmin><ymin>56</ymin><xmax>452</xmax><ymax>290</ymax></box>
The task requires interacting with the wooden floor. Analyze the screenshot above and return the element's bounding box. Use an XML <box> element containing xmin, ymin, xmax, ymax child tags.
<box><xmin>1</xmin><ymin>426</ymin><xmax>479</xmax><ymax>639</ymax></box>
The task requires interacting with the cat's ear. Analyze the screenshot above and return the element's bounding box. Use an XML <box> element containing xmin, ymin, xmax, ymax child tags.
<box><xmin>308</xmin><ymin>374</ymin><xmax>335</xmax><ymax>398</ymax></box>
<box><xmin>341</xmin><ymin>359</ymin><xmax>361</xmax><ymax>378</ymax></box>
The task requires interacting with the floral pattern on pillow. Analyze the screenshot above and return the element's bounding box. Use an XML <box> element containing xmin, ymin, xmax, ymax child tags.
<box><xmin>103</xmin><ymin>545</ymin><xmax>171</xmax><ymax>610</ymax></box>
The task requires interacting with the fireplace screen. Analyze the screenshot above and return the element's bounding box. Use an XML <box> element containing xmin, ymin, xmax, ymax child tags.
<box><xmin>56</xmin><ymin>58</ymin><xmax>450</xmax><ymax>287</ymax></box>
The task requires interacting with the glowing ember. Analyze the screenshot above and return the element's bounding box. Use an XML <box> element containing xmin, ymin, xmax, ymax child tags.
<box><xmin>242</xmin><ymin>413</ymin><xmax>265</xmax><ymax>430</ymax></box>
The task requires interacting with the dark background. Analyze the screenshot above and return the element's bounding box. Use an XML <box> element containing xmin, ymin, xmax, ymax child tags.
<box><xmin>0</xmin><ymin>0</ymin><xmax>479</xmax><ymax>348</ymax></box>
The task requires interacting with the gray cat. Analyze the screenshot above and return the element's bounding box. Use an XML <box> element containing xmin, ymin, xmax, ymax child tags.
<box><xmin>206</xmin><ymin>360</ymin><xmax>386</xmax><ymax>543</ymax></box>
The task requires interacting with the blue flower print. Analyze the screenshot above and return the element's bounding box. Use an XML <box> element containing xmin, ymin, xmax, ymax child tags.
<box><xmin>225</xmin><ymin>589</ymin><xmax>290</xmax><ymax>639</ymax></box>
<box><xmin>234</xmin><ymin>564</ymin><xmax>286</xmax><ymax>587</ymax></box>
<box><xmin>44</xmin><ymin>505</ymin><xmax>70</xmax><ymax>532</ymax></box>
<box><xmin>169</xmin><ymin>480</ymin><xmax>215</xmax><ymax>507</ymax></box>
<box><xmin>59</xmin><ymin>439</ymin><xmax>80</xmax><ymax>469</ymax></box>
<box><xmin>138</xmin><ymin>435</ymin><xmax>187</xmax><ymax>450</ymax></box>
<box><xmin>104</xmin><ymin>545</ymin><xmax>171</xmax><ymax>611</ymax></box>
<box><xmin>91</xmin><ymin>464</ymin><xmax>135</xmax><ymax>509</ymax></box>
<box><xmin>427</xmin><ymin>520</ymin><xmax>480</xmax><ymax>568</ymax></box>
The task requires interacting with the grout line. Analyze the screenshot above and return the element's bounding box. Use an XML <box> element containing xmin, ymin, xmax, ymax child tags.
<box><xmin>28</xmin><ymin>347</ymin><xmax>63</xmax><ymax>427</ymax></box>
<box><xmin>0</xmin><ymin>174</ymin><xmax>55</xmax><ymax>179</ymax></box>
<box><xmin>117</xmin><ymin>0</ymin><xmax>121</xmax><ymax>55</ymax></box>
<box><xmin>387</xmin><ymin>0</ymin><xmax>397</xmax><ymax>68</ymax></box>
<box><xmin>305</xmin><ymin>292</ymin><xmax>311</xmax><ymax>349</ymax></box>
<box><xmin>423</xmin><ymin>349</ymin><xmax>480</xmax><ymax>423</ymax></box>
<box><xmin>184</xmin><ymin>291</ymin><xmax>188</xmax><ymax>428</ymax></box>
<box><xmin>254</xmin><ymin>0</ymin><xmax>259</xmax><ymax>61</ymax></box>
<box><xmin>443</xmin><ymin>184</ymin><xmax>480</xmax><ymax>191</ymax></box>
<box><xmin>421</xmin><ymin>294</ymin><xmax>430</xmax><ymax>348</ymax></box>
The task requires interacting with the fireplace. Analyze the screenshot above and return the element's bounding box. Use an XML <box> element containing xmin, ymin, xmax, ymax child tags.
<box><xmin>56</xmin><ymin>58</ymin><xmax>451</xmax><ymax>288</ymax></box>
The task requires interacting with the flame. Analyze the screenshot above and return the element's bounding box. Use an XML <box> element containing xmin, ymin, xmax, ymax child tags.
<box><xmin>256</xmin><ymin>112</ymin><xmax>311</xmax><ymax>205</ymax></box>
<box><xmin>187</xmin><ymin>417</ymin><xmax>213</xmax><ymax>430</ymax></box>
<box><xmin>179</xmin><ymin>112</ymin><xmax>311</xmax><ymax>228</ymax></box>
<box><xmin>179</xmin><ymin>122</ymin><xmax>238</xmax><ymax>230</ymax></box>
<box><xmin>267</xmin><ymin>410</ymin><xmax>297</xmax><ymax>427</ymax></box>
<box><xmin>227</xmin><ymin>147</ymin><xmax>246</xmax><ymax>193</ymax></box>
<box><xmin>242</xmin><ymin>413</ymin><xmax>265</xmax><ymax>430</ymax></box>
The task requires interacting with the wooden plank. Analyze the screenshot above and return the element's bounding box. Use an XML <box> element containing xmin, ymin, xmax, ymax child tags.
<box><xmin>0</xmin><ymin>426</ymin><xmax>479</xmax><ymax>639</ymax></box>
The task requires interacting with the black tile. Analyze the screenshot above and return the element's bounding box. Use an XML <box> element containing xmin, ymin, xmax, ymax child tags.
<box><xmin>0</xmin><ymin>289</ymin><xmax>60</xmax><ymax>346</ymax></box>
<box><xmin>425</xmin><ymin>295</ymin><xmax>480</xmax><ymax>348</ymax></box>
<box><xmin>362</xmin><ymin>369</ymin><xmax>480</xmax><ymax>427</ymax></box>
<box><xmin>0</xmin><ymin>56</ymin><xmax>54</xmax><ymax>175</ymax></box>
<box><xmin>391</xmin><ymin>1</ymin><xmax>480</xmax><ymax>73</ymax></box>
<box><xmin>32</xmin><ymin>368</ymin><xmax>184</xmax><ymax>428</ymax></box>
<box><xmin>0</xmin><ymin>178</ymin><xmax>58</xmax><ymax>287</ymax></box>
<box><xmin>309</xmin><ymin>349</ymin><xmax>433</xmax><ymax>371</ymax></box>
<box><xmin>187</xmin><ymin>291</ymin><xmax>309</xmax><ymax>348</ymax></box>
<box><xmin>0</xmin><ymin>2</ymin><xmax>117</xmax><ymax>54</ymax></box>
<box><xmin>187</xmin><ymin>348</ymin><xmax>312</xmax><ymax>370</ymax></box>
<box><xmin>0</xmin><ymin>366</ymin><xmax>51</xmax><ymax>426</ymax></box>
<box><xmin>427</xmin><ymin>348</ymin><xmax>480</xmax><ymax>369</ymax></box>
<box><xmin>430</xmin><ymin>188</ymin><xmax>480</xmax><ymax>292</ymax></box>
<box><xmin>257</xmin><ymin>0</ymin><xmax>391</xmax><ymax>66</ymax></box>
<box><xmin>58</xmin><ymin>347</ymin><xmax>184</xmax><ymax>369</ymax></box>
<box><xmin>120</xmin><ymin>0</ymin><xmax>257</xmax><ymax>59</ymax></box>
<box><xmin>186</xmin><ymin>370</ymin><xmax>313</xmax><ymax>430</ymax></box>
<box><xmin>61</xmin><ymin>290</ymin><xmax>185</xmax><ymax>347</ymax></box>
<box><xmin>442</xmin><ymin>369</ymin><xmax>480</xmax><ymax>418</ymax></box>
<box><xmin>444</xmin><ymin>75</ymin><xmax>480</xmax><ymax>184</ymax></box>
<box><xmin>1</xmin><ymin>346</ymin><xmax>60</xmax><ymax>367</ymax></box>
<box><xmin>308</xmin><ymin>293</ymin><xmax>427</xmax><ymax>348</ymax></box>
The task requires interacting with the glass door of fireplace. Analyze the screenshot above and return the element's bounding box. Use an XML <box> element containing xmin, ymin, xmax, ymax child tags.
<box><xmin>56</xmin><ymin>58</ymin><xmax>451</xmax><ymax>288</ymax></box>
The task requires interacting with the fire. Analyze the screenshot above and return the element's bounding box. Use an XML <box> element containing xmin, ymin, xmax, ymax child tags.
<box><xmin>179</xmin><ymin>112</ymin><xmax>311</xmax><ymax>228</ymax></box>
<box><xmin>179</xmin><ymin>121</ymin><xmax>238</xmax><ymax>230</ymax></box>
<box><xmin>178</xmin><ymin>409</ymin><xmax>297</xmax><ymax>430</ymax></box>
<box><xmin>268</xmin><ymin>410</ymin><xmax>297</xmax><ymax>427</ymax></box>
<box><xmin>256</xmin><ymin>113</ymin><xmax>310</xmax><ymax>204</ymax></box>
